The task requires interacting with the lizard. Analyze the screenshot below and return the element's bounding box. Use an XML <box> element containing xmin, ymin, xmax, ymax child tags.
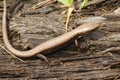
<box><xmin>2</xmin><ymin>0</ymin><xmax>100</xmax><ymax>62</ymax></box>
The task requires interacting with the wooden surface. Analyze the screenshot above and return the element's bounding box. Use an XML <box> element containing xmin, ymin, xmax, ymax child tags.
<box><xmin>0</xmin><ymin>0</ymin><xmax>120</xmax><ymax>80</ymax></box>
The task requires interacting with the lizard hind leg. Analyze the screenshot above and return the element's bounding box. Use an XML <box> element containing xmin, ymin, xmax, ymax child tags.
<box><xmin>23</xmin><ymin>43</ymin><xmax>34</xmax><ymax>50</ymax></box>
<box><xmin>36</xmin><ymin>54</ymin><xmax>49</xmax><ymax>63</ymax></box>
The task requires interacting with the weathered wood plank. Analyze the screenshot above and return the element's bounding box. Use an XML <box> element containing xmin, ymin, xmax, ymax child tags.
<box><xmin>0</xmin><ymin>0</ymin><xmax>120</xmax><ymax>80</ymax></box>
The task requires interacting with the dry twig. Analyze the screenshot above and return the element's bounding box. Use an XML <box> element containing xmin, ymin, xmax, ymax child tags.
<box><xmin>29</xmin><ymin>0</ymin><xmax>56</xmax><ymax>10</ymax></box>
<box><xmin>0</xmin><ymin>44</ymin><xmax>25</xmax><ymax>62</ymax></box>
<box><xmin>96</xmin><ymin>47</ymin><xmax>120</xmax><ymax>55</ymax></box>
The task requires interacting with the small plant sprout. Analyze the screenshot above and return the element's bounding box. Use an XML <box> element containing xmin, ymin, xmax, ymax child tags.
<box><xmin>80</xmin><ymin>0</ymin><xmax>89</xmax><ymax>9</ymax></box>
<box><xmin>58</xmin><ymin>0</ymin><xmax>73</xmax><ymax>7</ymax></box>
<box><xmin>58</xmin><ymin>0</ymin><xmax>89</xmax><ymax>32</ymax></box>
<box><xmin>58</xmin><ymin>0</ymin><xmax>73</xmax><ymax>32</ymax></box>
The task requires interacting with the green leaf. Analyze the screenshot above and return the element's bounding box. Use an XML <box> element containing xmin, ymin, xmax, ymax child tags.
<box><xmin>58</xmin><ymin>0</ymin><xmax>73</xmax><ymax>7</ymax></box>
<box><xmin>80</xmin><ymin>0</ymin><xmax>89</xmax><ymax>9</ymax></box>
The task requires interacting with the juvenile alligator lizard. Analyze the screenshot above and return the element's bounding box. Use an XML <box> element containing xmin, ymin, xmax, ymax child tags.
<box><xmin>2</xmin><ymin>0</ymin><xmax>100</xmax><ymax>62</ymax></box>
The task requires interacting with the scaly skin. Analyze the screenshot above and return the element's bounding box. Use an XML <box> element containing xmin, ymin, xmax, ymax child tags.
<box><xmin>2</xmin><ymin>0</ymin><xmax>100</xmax><ymax>62</ymax></box>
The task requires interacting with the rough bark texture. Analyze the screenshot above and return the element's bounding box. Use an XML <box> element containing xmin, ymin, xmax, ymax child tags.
<box><xmin>0</xmin><ymin>0</ymin><xmax>120</xmax><ymax>80</ymax></box>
